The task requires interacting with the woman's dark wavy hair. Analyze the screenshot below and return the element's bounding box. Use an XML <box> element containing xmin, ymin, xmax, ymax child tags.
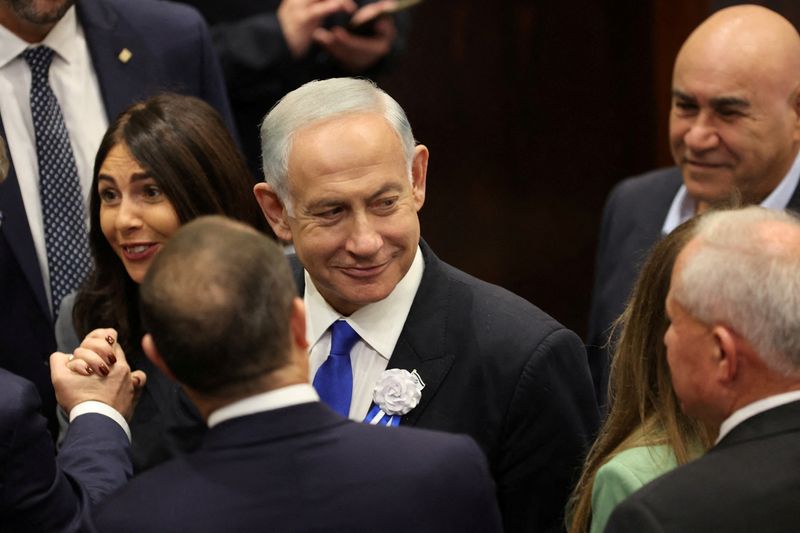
<box><xmin>73</xmin><ymin>93</ymin><xmax>269</xmax><ymax>358</ymax></box>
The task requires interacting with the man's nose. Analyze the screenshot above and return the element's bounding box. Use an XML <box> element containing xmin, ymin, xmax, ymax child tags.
<box><xmin>683</xmin><ymin>114</ymin><xmax>720</xmax><ymax>153</ymax></box>
<box><xmin>345</xmin><ymin>213</ymin><xmax>383</xmax><ymax>257</ymax></box>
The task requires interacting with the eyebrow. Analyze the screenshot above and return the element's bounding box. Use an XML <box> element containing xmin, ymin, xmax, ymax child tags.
<box><xmin>97</xmin><ymin>171</ymin><xmax>152</xmax><ymax>185</ymax></box>
<box><xmin>672</xmin><ymin>90</ymin><xmax>750</xmax><ymax>109</ymax></box>
<box><xmin>305</xmin><ymin>184</ymin><xmax>404</xmax><ymax>211</ymax></box>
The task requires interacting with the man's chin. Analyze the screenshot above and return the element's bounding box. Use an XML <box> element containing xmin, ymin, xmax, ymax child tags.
<box><xmin>12</xmin><ymin>0</ymin><xmax>74</xmax><ymax>25</ymax></box>
<box><xmin>683</xmin><ymin>173</ymin><xmax>735</xmax><ymax>206</ymax></box>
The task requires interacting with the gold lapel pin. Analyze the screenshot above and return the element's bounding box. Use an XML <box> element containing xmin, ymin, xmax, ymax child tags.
<box><xmin>118</xmin><ymin>48</ymin><xmax>132</xmax><ymax>64</ymax></box>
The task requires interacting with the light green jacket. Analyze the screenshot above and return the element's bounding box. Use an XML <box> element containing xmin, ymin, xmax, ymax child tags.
<box><xmin>589</xmin><ymin>444</ymin><xmax>677</xmax><ymax>533</ymax></box>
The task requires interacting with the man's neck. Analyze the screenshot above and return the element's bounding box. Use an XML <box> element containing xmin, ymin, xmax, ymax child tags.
<box><xmin>189</xmin><ymin>370</ymin><xmax>308</xmax><ymax>422</ymax></box>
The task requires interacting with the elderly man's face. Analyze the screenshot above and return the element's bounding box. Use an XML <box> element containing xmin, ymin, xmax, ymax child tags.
<box><xmin>669</xmin><ymin>45</ymin><xmax>800</xmax><ymax>211</ymax></box>
<box><xmin>280</xmin><ymin>113</ymin><xmax>427</xmax><ymax>316</ymax></box>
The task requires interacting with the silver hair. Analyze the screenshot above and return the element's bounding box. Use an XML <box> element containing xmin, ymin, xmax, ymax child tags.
<box><xmin>672</xmin><ymin>206</ymin><xmax>800</xmax><ymax>375</ymax></box>
<box><xmin>259</xmin><ymin>78</ymin><xmax>416</xmax><ymax>214</ymax></box>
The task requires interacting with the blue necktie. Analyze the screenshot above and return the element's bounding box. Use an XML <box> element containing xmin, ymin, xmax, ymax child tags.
<box><xmin>313</xmin><ymin>320</ymin><xmax>359</xmax><ymax>417</ymax></box>
<box><xmin>24</xmin><ymin>46</ymin><xmax>92</xmax><ymax>319</ymax></box>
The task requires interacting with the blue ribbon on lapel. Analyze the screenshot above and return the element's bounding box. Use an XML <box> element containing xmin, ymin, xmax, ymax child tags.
<box><xmin>363</xmin><ymin>403</ymin><xmax>401</xmax><ymax>427</ymax></box>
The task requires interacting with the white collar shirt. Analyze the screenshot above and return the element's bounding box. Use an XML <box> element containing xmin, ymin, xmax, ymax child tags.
<box><xmin>661</xmin><ymin>150</ymin><xmax>800</xmax><ymax>235</ymax></box>
<box><xmin>0</xmin><ymin>7</ymin><xmax>108</xmax><ymax>314</ymax></box>
<box><xmin>304</xmin><ymin>246</ymin><xmax>424</xmax><ymax>421</ymax></box>
<box><xmin>715</xmin><ymin>390</ymin><xmax>800</xmax><ymax>445</ymax></box>
<box><xmin>207</xmin><ymin>384</ymin><xmax>320</xmax><ymax>428</ymax></box>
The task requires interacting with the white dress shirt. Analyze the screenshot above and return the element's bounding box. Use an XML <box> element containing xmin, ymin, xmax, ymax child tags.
<box><xmin>0</xmin><ymin>7</ymin><xmax>108</xmax><ymax>313</ymax></box>
<box><xmin>715</xmin><ymin>390</ymin><xmax>800</xmax><ymax>444</ymax></box>
<box><xmin>662</xmin><ymin>151</ymin><xmax>800</xmax><ymax>235</ymax></box>
<box><xmin>207</xmin><ymin>384</ymin><xmax>320</xmax><ymax>428</ymax></box>
<box><xmin>304</xmin><ymin>246</ymin><xmax>425</xmax><ymax>421</ymax></box>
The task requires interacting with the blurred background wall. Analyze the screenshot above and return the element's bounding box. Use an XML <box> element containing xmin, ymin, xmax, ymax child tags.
<box><xmin>374</xmin><ymin>0</ymin><xmax>798</xmax><ymax>336</ymax></box>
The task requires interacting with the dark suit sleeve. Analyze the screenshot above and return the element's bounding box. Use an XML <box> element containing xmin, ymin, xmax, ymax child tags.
<box><xmin>604</xmin><ymin>497</ymin><xmax>665</xmax><ymax>533</ymax></box>
<box><xmin>58</xmin><ymin>413</ymin><xmax>132</xmax><ymax>505</ymax></box>
<box><xmin>0</xmin><ymin>373</ymin><xmax>131</xmax><ymax>531</ymax></box>
<box><xmin>0</xmin><ymin>379</ymin><xmax>121</xmax><ymax>531</ymax></box>
<box><xmin>500</xmin><ymin>328</ymin><xmax>599</xmax><ymax>533</ymax></box>
<box><xmin>208</xmin><ymin>12</ymin><xmax>292</xmax><ymax>78</ymax></box>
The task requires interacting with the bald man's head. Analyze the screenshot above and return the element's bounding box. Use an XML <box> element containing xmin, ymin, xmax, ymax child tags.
<box><xmin>139</xmin><ymin>216</ymin><xmax>298</xmax><ymax>397</ymax></box>
<box><xmin>669</xmin><ymin>5</ymin><xmax>800</xmax><ymax>212</ymax></box>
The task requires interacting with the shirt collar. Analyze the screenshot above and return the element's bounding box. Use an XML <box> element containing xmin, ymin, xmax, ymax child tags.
<box><xmin>207</xmin><ymin>383</ymin><xmax>319</xmax><ymax>428</ymax></box>
<box><xmin>305</xmin><ymin>245</ymin><xmax>425</xmax><ymax>359</ymax></box>
<box><xmin>715</xmin><ymin>390</ymin><xmax>800</xmax><ymax>444</ymax></box>
<box><xmin>662</xmin><ymin>150</ymin><xmax>800</xmax><ymax>235</ymax></box>
<box><xmin>0</xmin><ymin>6</ymin><xmax>79</xmax><ymax>68</ymax></box>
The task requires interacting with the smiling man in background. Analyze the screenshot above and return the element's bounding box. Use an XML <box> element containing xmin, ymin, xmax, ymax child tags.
<box><xmin>587</xmin><ymin>5</ymin><xmax>800</xmax><ymax>404</ymax></box>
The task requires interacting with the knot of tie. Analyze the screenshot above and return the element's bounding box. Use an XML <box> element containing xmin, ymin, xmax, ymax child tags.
<box><xmin>329</xmin><ymin>320</ymin><xmax>360</xmax><ymax>357</ymax></box>
<box><xmin>23</xmin><ymin>46</ymin><xmax>55</xmax><ymax>77</ymax></box>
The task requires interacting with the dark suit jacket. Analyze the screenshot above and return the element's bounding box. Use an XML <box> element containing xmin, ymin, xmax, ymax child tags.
<box><xmin>0</xmin><ymin>0</ymin><xmax>235</xmax><ymax>436</ymax></box>
<box><xmin>93</xmin><ymin>401</ymin><xmax>503</xmax><ymax>533</ymax></box>
<box><xmin>292</xmin><ymin>241</ymin><xmax>600</xmax><ymax>533</ymax></box>
<box><xmin>0</xmin><ymin>369</ymin><xmax>131</xmax><ymax>532</ymax></box>
<box><xmin>605</xmin><ymin>400</ymin><xmax>800</xmax><ymax>533</ymax></box>
<box><xmin>586</xmin><ymin>167</ymin><xmax>800</xmax><ymax>405</ymax></box>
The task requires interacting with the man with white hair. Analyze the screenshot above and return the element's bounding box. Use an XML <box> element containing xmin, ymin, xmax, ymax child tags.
<box><xmin>606</xmin><ymin>206</ymin><xmax>800</xmax><ymax>532</ymax></box>
<box><xmin>254</xmin><ymin>77</ymin><xmax>600</xmax><ymax>532</ymax></box>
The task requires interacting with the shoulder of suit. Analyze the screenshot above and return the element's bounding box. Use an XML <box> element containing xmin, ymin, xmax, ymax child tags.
<box><xmin>83</xmin><ymin>0</ymin><xmax>206</xmax><ymax>29</ymax></box>
<box><xmin>609</xmin><ymin>166</ymin><xmax>683</xmax><ymax>204</ymax></box>
<box><xmin>432</xmin><ymin>254</ymin><xmax>568</xmax><ymax>338</ymax></box>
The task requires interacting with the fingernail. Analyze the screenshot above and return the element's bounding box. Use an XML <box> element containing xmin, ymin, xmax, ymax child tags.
<box><xmin>106</xmin><ymin>335</ymin><xmax>114</xmax><ymax>346</ymax></box>
<box><xmin>86</xmin><ymin>366</ymin><xmax>94</xmax><ymax>375</ymax></box>
<box><xmin>108</xmin><ymin>353</ymin><xmax>117</xmax><ymax>364</ymax></box>
<box><xmin>99</xmin><ymin>364</ymin><xmax>109</xmax><ymax>376</ymax></box>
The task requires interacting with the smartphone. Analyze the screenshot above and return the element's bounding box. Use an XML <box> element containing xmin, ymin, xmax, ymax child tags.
<box><xmin>348</xmin><ymin>0</ymin><xmax>423</xmax><ymax>36</ymax></box>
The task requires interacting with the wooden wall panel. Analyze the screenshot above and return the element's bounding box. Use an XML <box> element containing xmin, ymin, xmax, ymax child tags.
<box><xmin>375</xmin><ymin>1</ymin><xmax>713</xmax><ymax>335</ymax></box>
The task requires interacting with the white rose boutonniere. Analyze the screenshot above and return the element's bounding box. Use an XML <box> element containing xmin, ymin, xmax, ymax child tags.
<box><xmin>373</xmin><ymin>369</ymin><xmax>425</xmax><ymax>416</ymax></box>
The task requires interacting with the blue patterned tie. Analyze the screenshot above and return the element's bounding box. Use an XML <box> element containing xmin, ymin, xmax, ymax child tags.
<box><xmin>24</xmin><ymin>46</ymin><xmax>92</xmax><ymax>319</ymax></box>
<box><xmin>313</xmin><ymin>320</ymin><xmax>359</xmax><ymax>417</ymax></box>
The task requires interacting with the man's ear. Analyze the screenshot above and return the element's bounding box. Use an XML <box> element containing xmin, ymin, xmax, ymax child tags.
<box><xmin>410</xmin><ymin>144</ymin><xmax>428</xmax><ymax>211</ymax></box>
<box><xmin>142</xmin><ymin>334</ymin><xmax>177</xmax><ymax>383</ymax></box>
<box><xmin>792</xmin><ymin>88</ymin><xmax>800</xmax><ymax>142</ymax></box>
<box><xmin>289</xmin><ymin>297</ymin><xmax>309</xmax><ymax>353</ymax></box>
<box><xmin>254</xmin><ymin>183</ymin><xmax>293</xmax><ymax>241</ymax></box>
<box><xmin>712</xmin><ymin>325</ymin><xmax>739</xmax><ymax>384</ymax></box>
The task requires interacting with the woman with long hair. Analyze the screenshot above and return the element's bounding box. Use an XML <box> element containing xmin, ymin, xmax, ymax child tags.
<box><xmin>568</xmin><ymin>217</ymin><xmax>714</xmax><ymax>533</ymax></box>
<box><xmin>58</xmin><ymin>92</ymin><xmax>269</xmax><ymax>471</ymax></box>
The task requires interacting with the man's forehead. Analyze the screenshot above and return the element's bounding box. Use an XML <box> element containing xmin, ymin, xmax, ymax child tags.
<box><xmin>288</xmin><ymin>115</ymin><xmax>403</xmax><ymax>172</ymax></box>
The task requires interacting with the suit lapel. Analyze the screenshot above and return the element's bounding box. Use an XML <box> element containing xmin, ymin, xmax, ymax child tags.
<box><xmin>77</xmin><ymin>0</ymin><xmax>158</xmax><ymax>122</ymax></box>
<box><xmin>387</xmin><ymin>241</ymin><xmax>455</xmax><ymax>426</ymax></box>
<box><xmin>0</xmin><ymin>116</ymin><xmax>50</xmax><ymax>320</ymax></box>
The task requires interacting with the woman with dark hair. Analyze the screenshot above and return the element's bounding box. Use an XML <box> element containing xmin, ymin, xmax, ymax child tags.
<box><xmin>58</xmin><ymin>92</ymin><xmax>269</xmax><ymax>472</ymax></box>
<box><xmin>567</xmin><ymin>217</ymin><xmax>714</xmax><ymax>533</ymax></box>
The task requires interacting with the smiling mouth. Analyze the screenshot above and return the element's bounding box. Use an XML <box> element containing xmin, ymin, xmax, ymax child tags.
<box><xmin>121</xmin><ymin>243</ymin><xmax>159</xmax><ymax>261</ymax></box>
<box><xmin>338</xmin><ymin>261</ymin><xmax>391</xmax><ymax>278</ymax></box>
<box><xmin>685</xmin><ymin>159</ymin><xmax>728</xmax><ymax>168</ymax></box>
